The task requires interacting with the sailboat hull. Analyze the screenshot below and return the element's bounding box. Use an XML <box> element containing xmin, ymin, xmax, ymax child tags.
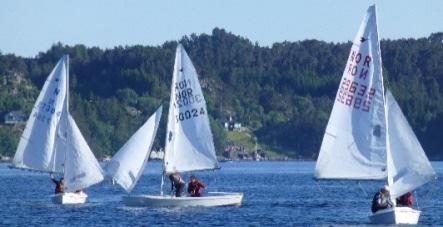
<box><xmin>368</xmin><ymin>207</ymin><xmax>420</xmax><ymax>225</ymax></box>
<box><xmin>51</xmin><ymin>192</ymin><xmax>88</xmax><ymax>204</ymax></box>
<box><xmin>123</xmin><ymin>192</ymin><xmax>243</xmax><ymax>207</ymax></box>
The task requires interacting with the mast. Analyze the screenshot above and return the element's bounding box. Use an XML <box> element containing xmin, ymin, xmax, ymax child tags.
<box><xmin>161</xmin><ymin>45</ymin><xmax>181</xmax><ymax>195</ymax></box>
<box><xmin>371</xmin><ymin>5</ymin><xmax>395</xmax><ymax>202</ymax></box>
<box><xmin>64</xmin><ymin>55</ymin><xmax>70</xmax><ymax>176</ymax></box>
<box><xmin>372</xmin><ymin>5</ymin><xmax>391</xmax><ymax>183</ymax></box>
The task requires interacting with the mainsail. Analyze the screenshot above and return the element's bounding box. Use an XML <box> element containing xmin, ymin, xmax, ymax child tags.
<box><xmin>12</xmin><ymin>55</ymin><xmax>104</xmax><ymax>192</ymax></box>
<box><xmin>315</xmin><ymin>5</ymin><xmax>387</xmax><ymax>180</ymax></box>
<box><xmin>12</xmin><ymin>56</ymin><xmax>69</xmax><ymax>173</ymax></box>
<box><xmin>163</xmin><ymin>44</ymin><xmax>219</xmax><ymax>174</ymax></box>
<box><xmin>107</xmin><ymin>106</ymin><xmax>163</xmax><ymax>192</ymax></box>
<box><xmin>385</xmin><ymin>90</ymin><xmax>436</xmax><ymax>198</ymax></box>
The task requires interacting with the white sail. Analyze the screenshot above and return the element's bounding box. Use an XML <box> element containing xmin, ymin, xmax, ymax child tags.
<box><xmin>107</xmin><ymin>106</ymin><xmax>163</xmax><ymax>192</ymax></box>
<box><xmin>63</xmin><ymin>114</ymin><xmax>104</xmax><ymax>192</ymax></box>
<box><xmin>12</xmin><ymin>56</ymin><xmax>68</xmax><ymax>173</ymax></box>
<box><xmin>48</xmin><ymin>98</ymin><xmax>69</xmax><ymax>173</ymax></box>
<box><xmin>385</xmin><ymin>90</ymin><xmax>436</xmax><ymax>199</ymax></box>
<box><xmin>164</xmin><ymin>44</ymin><xmax>219</xmax><ymax>174</ymax></box>
<box><xmin>315</xmin><ymin>5</ymin><xmax>388</xmax><ymax>180</ymax></box>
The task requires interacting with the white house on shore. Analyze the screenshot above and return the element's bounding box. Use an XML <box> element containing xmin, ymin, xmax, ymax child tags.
<box><xmin>3</xmin><ymin>111</ymin><xmax>26</xmax><ymax>124</ymax></box>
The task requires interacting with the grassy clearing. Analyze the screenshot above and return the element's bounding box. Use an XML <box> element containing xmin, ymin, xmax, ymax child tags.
<box><xmin>226</xmin><ymin>131</ymin><xmax>293</xmax><ymax>159</ymax></box>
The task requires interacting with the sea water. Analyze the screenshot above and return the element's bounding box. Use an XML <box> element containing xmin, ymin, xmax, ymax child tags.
<box><xmin>0</xmin><ymin>161</ymin><xmax>442</xmax><ymax>226</ymax></box>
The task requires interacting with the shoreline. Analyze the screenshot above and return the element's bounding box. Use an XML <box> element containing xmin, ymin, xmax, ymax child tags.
<box><xmin>2</xmin><ymin>158</ymin><xmax>442</xmax><ymax>164</ymax></box>
<box><xmin>0</xmin><ymin>159</ymin><xmax>315</xmax><ymax>164</ymax></box>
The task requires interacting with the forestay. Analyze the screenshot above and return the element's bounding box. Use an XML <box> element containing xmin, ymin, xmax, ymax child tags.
<box><xmin>107</xmin><ymin>106</ymin><xmax>163</xmax><ymax>192</ymax></box>
<box><xmin>164</xmin><ymin>44</ymin><xmax>219</xmax><ymax>174</ymax></box>
<box><xmin>385</xmin><ymin>90</ymin><xmax>436</xmax><ymax>199</ymax></box>
<box><xmin>315</xmin><ymin>5</ymin><xmax>387</xmax><ymax>180</ymax></box>
<box><xmin>12</xmin><ymin>56</ymin><xmax>68</xmax><ymax>173</ymax></box>
<box><xmin>63</xmin><ymin>114</ymin><xmax>104</xmax><ymax>192</ymax></box>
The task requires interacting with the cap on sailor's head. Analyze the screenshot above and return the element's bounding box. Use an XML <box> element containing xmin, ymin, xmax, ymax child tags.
<box><xmin>382</xmin><ymin>185</ymin><xmax>390</xmax><ymax>192</ymax></box>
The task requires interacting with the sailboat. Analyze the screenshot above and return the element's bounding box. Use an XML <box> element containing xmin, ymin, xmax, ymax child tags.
<box><xmin>314</xmin><ymin>5</ymin><xmax>436</xmax><ymax>225</ymax></box>
<box><xmin>122</xmin><ymin>44</ymin><xmax>243</xmax><ymax>207</ymax></box>
<box><xmin>106</xmin><ymin>106</ymin><xmax>163</xmax><ymax>192</ymax></box>
<box><xmin>11</xmin><ymin>55</ymin><xmax>104</xmax><ymax>204</ymax></box>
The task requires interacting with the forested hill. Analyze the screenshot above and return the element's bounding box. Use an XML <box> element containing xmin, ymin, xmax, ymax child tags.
<box><xmin>1</xmin><ymin>28</ymin><xmax>442</xmax><ymax>160</ymax></box>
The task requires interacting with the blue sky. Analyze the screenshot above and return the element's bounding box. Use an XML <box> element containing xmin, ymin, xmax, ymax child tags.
<box><xmin>1</xmin><ymin>0</ymin><xmax>442</xmax><ymax>57</ymax></box>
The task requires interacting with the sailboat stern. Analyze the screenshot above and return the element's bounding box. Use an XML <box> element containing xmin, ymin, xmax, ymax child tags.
<box><xmin>368</xmin><ymin>207</ymin><xmax>420</xmax><ymax>225</ymax></box>
<box><xmin>51</xmin><ymin>191</ymin><xmax>88</xmax><ymax>205</ymax></box>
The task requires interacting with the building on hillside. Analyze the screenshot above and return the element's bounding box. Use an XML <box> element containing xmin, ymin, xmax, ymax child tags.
<box><xmin>4</xmin><ymin>111</ymin><xmax>26</xmax><ymax>124</ymax></box>
<box><xmin>150</xmin><ymin>149</ymin><xmax>165</xmax><ymax>160</ymax></box>
<box><xmin>224</xmin><ymin>115</ymin><xmax>242</xmax><ymax>131</ymax></box>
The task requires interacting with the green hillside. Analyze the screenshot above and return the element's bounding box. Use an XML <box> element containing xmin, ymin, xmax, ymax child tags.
<box><xmin>1</xmin><ymin>28</ymin><xmax>442</xmax><ymax>160</ymax></box>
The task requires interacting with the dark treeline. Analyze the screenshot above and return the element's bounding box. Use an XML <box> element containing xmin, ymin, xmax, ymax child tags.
<box><xmin>0</xmin><ymin>28</ymin><xmax>442</xmax><ymax>160</ymax></box>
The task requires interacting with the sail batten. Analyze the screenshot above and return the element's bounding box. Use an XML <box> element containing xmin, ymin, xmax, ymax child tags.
<box><xmin>164</xmin><ymin>44</ymin><xmax>219</xmax><ymax>174</ymax></box>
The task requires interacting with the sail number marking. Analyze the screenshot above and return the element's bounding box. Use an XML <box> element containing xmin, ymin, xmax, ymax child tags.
<box><xmin>173</xmin><ymin>79</ymin><xmax>203</xmax><ymax>108</ymax></box>
<box><xmin>32</xmin><ymin>87</ymin><xmax>63</xmax><ymax>124</ymax></box>
<box><xmin>336</xmin><ymin>77</ymin><xmax>376</xmax><ymax>112</ymax></box>
<box><xmin>175</xmin><ymin>108</ymin><xmax>206</xmax><ymax>122</ymax></box>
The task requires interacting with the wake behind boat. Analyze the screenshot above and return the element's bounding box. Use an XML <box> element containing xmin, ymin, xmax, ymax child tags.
<box><xmin>314</xmin><ymin>5</ymin><xmax>436</xmax><ymax>225</ymax></box>
<box><xmin>11</xmin><ymin>55</ymin><xmax>104</xmax><ymax>205</ymax></box>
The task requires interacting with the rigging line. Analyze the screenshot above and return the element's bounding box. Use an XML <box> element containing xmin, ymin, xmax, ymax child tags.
<box><xmin>419</xmin><ymin>179</ymin><xmax>437</xmax><ymax>209</ymax></box>
<box><xmin>357</xmin><ymin>181</ymin><xmax>369</xmax><ymax>198</ymax></box>
<box><xmin>160</xmin><ymin>172</ymin><xmax>165</xmax><ymax>196</ymax></box>
<box><xmin>314</xmin><ymin>180</ymin><xmax>325</xmax><ymax>195</ymax></box>
<box><xmin>210</xmin><ymin>169</ymin><xmax>218</xmax><ymax>191</ymax></box>
<box><xmin>414</xmin><ymin>190</ymin><xmax>420</xmax><ymax>210</ymax></box>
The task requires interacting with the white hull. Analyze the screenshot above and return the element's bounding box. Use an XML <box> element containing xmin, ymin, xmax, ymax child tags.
<box><xmin>123</xmin><ymin>192</ymin><xmax>243</xmax><ymax>207</ymax></box>
<box><xmin>51</xmin><ymin>192</ymin><xmax>88</xmax><ymax>204</ymax></box>
<box><xmin>369</xmin><ymin>207</ymin><xmax>420</xmax><ymax>225</ymax></box>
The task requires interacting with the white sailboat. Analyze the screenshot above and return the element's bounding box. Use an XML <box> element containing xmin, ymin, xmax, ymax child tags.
<box><xmin>314</xmin><ymin>5</ymin><xmax>436</xmax><ymax>225</ymax></box>
<box><xmin>123</xmin><ymin>44</ymin><xmax>243</xmax><ymax>207</ymax></box>
<box><xmin>106</xmin><ymin>106</ymin><xmax>163</xmax><ymax>192</ymax></box>
<box><xmin>12</xmin><ymin>55</ymin><xmax>104</xmax><ymax>204</ymax></box>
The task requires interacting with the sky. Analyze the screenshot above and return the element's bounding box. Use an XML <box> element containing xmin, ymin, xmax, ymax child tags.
<box><xmin>1</xmin><ymin>0</ymin><xmax>442</xmax><ymax>57</ymax></box>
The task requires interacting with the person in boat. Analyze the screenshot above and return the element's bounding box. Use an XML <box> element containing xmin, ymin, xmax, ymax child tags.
<box><xmin>50</xmin><ymin>173</ymin><xmax>64</xmax><ymax>194</ymax></box>
<box><xmin>396</xmin><ymin>192</ymin><xmax>413</xmax><ymax>207</ymax></box>
<box><xmin>371</xmin><ymin>185</ymin><xmax>393</xmax><ymax>213</ymax></box>
<box><xmin>168</xmin><ymin>173</ymin><xmax>185</xmax><ymax>197</ymax></box>
<box><xmin>187</xmin><ymin>175</ymin><xmax>207</xmax><ymax>197</ymax></box>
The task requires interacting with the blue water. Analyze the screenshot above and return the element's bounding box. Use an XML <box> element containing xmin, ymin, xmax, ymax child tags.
<box><xmin>0</xmin><ymin>161</ymin><xmax>442</xmax><ymax>226</ymax></box>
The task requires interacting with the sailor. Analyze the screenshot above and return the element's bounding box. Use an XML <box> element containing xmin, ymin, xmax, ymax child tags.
<box><xmin>50</xmin><ymin>173</ymin><xmax>64</xmax><ymax>194</ymax></box>
<box><xmin>168</xmin><ymin>173</ymin><xmax>185</xmax><ymax>197</ymax></box>
<box><xmin>187</xmin><ymin>175</ymin><xmax>207</xmax><ymax>197</ymax></box>
<box><xmin>396</xmin><ymin>192</ymin><xmax>413</xmax><ymax>207</ymax></box>
<box><xmin>371</xmin><ymin>185</ymin><xmax>393</xmax><ymax>213</ymax></box>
